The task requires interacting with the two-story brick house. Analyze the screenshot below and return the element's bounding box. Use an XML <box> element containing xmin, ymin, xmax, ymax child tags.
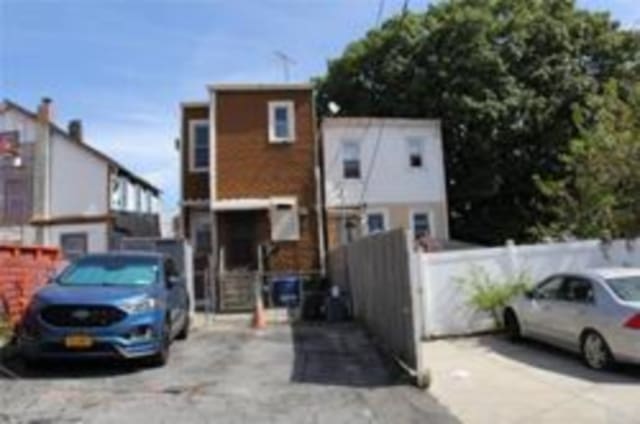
<box><xmin>180</xmin><ymin>84</ymin><xmax>322</xmax><ymax>310</ymax></box>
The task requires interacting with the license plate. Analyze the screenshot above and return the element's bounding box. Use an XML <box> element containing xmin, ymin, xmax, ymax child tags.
<box><xmin>64</xmin><ymin>335</ymin><xmax>93</xmax><ymax>349</ymax></box>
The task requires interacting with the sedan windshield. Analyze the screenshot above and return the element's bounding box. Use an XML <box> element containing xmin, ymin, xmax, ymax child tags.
<box><xmin>606</xmin><ymin>276</ymin><xmax>640</xmax><ymax>302</ymax></box>
<box><xmin>58</xmin><ymin>256</ymin><xmax>159</xmax><ymax>287</ymax></box>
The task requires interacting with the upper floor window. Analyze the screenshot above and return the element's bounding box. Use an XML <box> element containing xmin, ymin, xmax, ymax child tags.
<box><xmin>268</xmin><ymin>101</ymin><xmax>295</xmax><ymax>143</ymax></box>
<box><xmin>189</xmin><ymin>120</ymin><xmax>209</xmax><ymax>172</ymax></box>
<box><xmin>407</xmin><ymin>137</ymin><xmax>425</xmax><ymax>169</ymax></box>
<box><xmin>342</xmin><ymin>140</ymin><xmax>361</xmax><ymax>179</ymax></box>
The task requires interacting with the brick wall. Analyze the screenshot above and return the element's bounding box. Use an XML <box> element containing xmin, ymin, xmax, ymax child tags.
<box><xmin>181</xmin><ymin>105</ymin><xmax>209</xmax><ymax>237</ymax></box>
<box><xmin>215</xmin><ymin>89</ymin><xmax>319</xmax><ymax>272</ymax></box>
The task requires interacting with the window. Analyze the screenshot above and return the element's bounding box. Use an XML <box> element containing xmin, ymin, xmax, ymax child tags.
<box><xmin>58</xmin><ymin>255</ymin><xmax>159</xmax><ymax>286</ymax></box>
<box><xmin>60</xmin><ymin>233</ymin><xmax>88</xmax><ymax>261</ymax></box>
<box><xmin>407</xmin><ymin>137</ymin><xmax>425</xmax><ymax>168</ymax></box>
<box><xmin>342</xmin><ymin>141</ymin><xmax>361</xmax><ymax>179</ymax></box>
<box><xmin>270</xmin><ymin>200</ymin><xmax>300</xmax><ymax>241</ymax></box>
<box><xmin>562</xmin><ymin>277</ymin><xmax>594</xmax><ymax>303</ymax></box>
<box><xmin>190</xmin><ymin>120</ymin><xmax>209</xmax><ymax>172</ymax></box>
<box><xmin>606</xmin><ymin>276</ymin><xmax>640</xmax><ymax>302</ymax></box>
<box><xmin>412</xmin><ymin>212</ymin><xmax>431</xmax><ymax>238</ymax></box>
<box><xmin>366</xmin><ymin>212</ymin><xmax>386</xmax><ymax>234</ymax></box>
<box><xmin>195</xmin><ymin>221</ymin><xmax>212</xmax><ymax>253</ymax></box>
<box><xmin>268</xmin><ymin>101</ymin><xmax>295</xmax><ymax>142</ymax></box>
<box><xmin>4</xmin><ymin>179</ymin><xmax>27</xmax><ymax>223</ymax></box>
<box><xmin>534</xmin><ymin>277</ymin><xmax>564</xmax><ymax>300</ymax></box>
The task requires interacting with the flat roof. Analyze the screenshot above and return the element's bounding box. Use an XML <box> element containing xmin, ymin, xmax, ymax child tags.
<box><xmin>322</xmin><ymin>117</ymin><xmax>441</xmax><ymax>128</ymax></box>
<box><xmin>207</xmin><ymin>83</ymin><xmax>314</xmax><ymax>92</ymax></box>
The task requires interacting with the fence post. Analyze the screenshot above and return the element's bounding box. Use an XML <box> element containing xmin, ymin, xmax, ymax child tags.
<box><xmin>506</xmin><ymin>239</ymin><xmax>519</xmax><ymax>278</ymax></box>
<box><xmin>407</xmin><ymin>231</ymin><xmax>431</xmax><ymax>388</ymax></box>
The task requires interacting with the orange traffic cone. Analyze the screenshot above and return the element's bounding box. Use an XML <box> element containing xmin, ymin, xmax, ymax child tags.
<box><xmin>252</xmin><ymin>296</ymin><xmax>267</xmax><ymax>330</ymax></box>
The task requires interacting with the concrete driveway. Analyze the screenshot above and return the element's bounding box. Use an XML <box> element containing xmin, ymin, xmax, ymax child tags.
<box><xmin>423</xmin><ymin>336</ymin><xmax>640</xmax><ymax>424</ymax></box>
<box><xmin>0</xmin><ymin>321</ymin><xmax>456</xmax><ymax>424</ymax></box>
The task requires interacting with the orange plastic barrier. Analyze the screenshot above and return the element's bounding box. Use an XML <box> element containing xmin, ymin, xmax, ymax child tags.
<box><xmin>0</xmin><ymin>246</ymin><xmax>63</xmax><ymax>328</ymax></box>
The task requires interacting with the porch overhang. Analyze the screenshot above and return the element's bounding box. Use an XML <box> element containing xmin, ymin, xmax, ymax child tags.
<box><xmin>211</xmin><ymin>198</ymin><xmax>271</xmax><ymax>211</ymax></box>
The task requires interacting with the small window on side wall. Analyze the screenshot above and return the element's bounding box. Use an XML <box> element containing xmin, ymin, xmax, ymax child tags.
<box><xmin>342</xmin><ymin>141</ymin><xmax>361</xmax><ymax>179</ymax></box>
<box><xmin>268</xmin><ymin>101</ymin><xmax>295</xmax><ymax>143</ymax></box>
<box><xmin>190</xmin><ymin>120</ymin><xmax>209</xmax><ymax>172</ymax></box>
<box><xmin>407</xmin><ymin>137</ymin><xmax>425</xmax><ymax>169</ymax></box>
<box><xmin>60</xmin><ymin>233</ymin><xmax>88</xmax><ymax>261</ymax></box>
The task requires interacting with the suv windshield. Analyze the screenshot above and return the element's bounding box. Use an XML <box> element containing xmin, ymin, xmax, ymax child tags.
<box><xmin>58</xmin><ymin>256</ymin><xmax>159</xmax><ymax>287</ymax></box>
<box><xmin>606</xmin><ymin>276</ymin><xmax>640</xmax><ymax>302</ymax></box>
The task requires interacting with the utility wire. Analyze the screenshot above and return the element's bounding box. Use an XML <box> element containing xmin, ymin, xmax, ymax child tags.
<box><xmin>357</xmin><ymin>119</ymin><xmax>386</xmax><ymax>208</ymax></box>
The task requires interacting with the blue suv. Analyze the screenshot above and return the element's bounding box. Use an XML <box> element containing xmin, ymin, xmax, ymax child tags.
<box><xmin>18</xmin><ymin>252</ymin><xmax>190</xmax><ymax>367</ymax></box>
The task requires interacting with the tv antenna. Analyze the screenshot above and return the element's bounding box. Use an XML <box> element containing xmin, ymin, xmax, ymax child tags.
<box><xmin>274</xmin><ymin>51</ymin><xmax>296</xmax><ymax>82</ymax></box>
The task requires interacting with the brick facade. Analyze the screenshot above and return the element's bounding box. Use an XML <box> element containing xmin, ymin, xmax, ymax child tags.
<box><xmin>181</xmin><ymin>104</ymin><xmax>209</xmax><ymax>238</ymax></box>
<box><xmin>215</xmin><ymin>88</ymin><xmax>319</xmax><ymax>272</ymax></box>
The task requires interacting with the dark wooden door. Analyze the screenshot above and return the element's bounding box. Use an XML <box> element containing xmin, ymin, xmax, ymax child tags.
<box><xmin>224</xmin><ymin>212</ymin><xmax>258</xmax><ymax>270</ymax></box>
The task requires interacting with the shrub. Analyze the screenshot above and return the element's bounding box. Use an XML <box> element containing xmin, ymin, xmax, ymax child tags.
<box><xmin>457</xmin><ymin>266</ymin><xmax>532</xmax><ymax>329</ymax></box>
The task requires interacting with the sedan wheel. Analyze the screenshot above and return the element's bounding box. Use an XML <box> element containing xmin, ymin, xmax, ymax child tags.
<box><xmin>582</xmin><ymin>332</ymin><xmax>612</xmax><ymax>370</ymax></box>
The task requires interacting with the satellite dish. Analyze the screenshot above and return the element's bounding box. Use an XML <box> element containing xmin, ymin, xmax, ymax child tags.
<box><xmin>328</xmin><ymin>102</ymin><xmax>341</xmax><ymax>115</ymax></box>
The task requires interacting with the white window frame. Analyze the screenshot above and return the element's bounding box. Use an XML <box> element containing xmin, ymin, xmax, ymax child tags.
<box><xmin>409</xmin><ymin>209</ymin><xmax>434</xmax><ymax>239</ymax></box>
<box><xmin>268</xmin><ymin>101</ymin><xmax>295</xmax><ymax>143</ymax></box>
<box><xmin>406</xmin><ymin>137</ymin><xmax>426</xmax><ymax>170</ymax></box>
<box><xmin>365</xmin><ymin>208</ymin><xmax>389</xmax><ymax>235</ymax></box>
<box><xmin>189</xmin><ymin>119</ymin><xmax>210</xmax><ymax>173</ymax></box>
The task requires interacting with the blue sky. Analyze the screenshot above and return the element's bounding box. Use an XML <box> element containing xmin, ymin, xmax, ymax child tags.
<box><xmin>1</xmin><ymin>0</ymin><xmax>638</xmax><ymax>217</ymax></box>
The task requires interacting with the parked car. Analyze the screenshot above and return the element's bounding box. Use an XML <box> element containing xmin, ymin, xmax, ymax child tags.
<box><xmin>504</xmin><ymin>268</ymin><xmax>640</xmax><ymax>370</ymax></box>
<box><xmin>18</xmin><ymin>252</ymin><xmax>190</xmax><ymax>367</ymax></box>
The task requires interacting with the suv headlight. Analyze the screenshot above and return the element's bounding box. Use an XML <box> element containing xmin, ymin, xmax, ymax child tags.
<box><xmin>121</xmin><ymin>297</ymin><xmax>157</xmax><ymax>314</ymax></box>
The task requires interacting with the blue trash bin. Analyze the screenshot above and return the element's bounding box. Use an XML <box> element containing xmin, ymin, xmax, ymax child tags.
<box><xmin>271</xmin><ymin>276</ymin><xmax>302</xmax><ymax>307</ymax></box>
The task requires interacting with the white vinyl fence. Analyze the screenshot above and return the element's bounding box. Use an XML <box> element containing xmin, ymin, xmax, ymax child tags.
<box><xmin>420</xmin><ymin>239</ymin><xmax>640</xmax><ymax>338</ymax></box>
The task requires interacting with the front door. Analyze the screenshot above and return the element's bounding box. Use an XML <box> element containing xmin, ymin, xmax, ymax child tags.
<box><xmin>223</xmin><ymin>212</ymin><xmax>259</xmax><ymax>270</ymax></box>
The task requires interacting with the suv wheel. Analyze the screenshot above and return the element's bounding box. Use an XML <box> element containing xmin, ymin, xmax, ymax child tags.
<box><xmin>148</xmin><ymin>322</ymin><xmax>171</xmax><ymax>367</ymax></box>
<box><xmin>176</xmin><ymin>315</ymin><xmax>190</xmax><ymax>341</ymax></box>
<box><xmin>581</xmin><ymin>331</ymin><xmax>613</xmax><ymax>370</ymax></box>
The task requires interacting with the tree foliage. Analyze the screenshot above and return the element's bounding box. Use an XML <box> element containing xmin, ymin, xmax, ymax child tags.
<box><xmin>535</xmin><ymin>81</ymin><xmax>640</xmax><ymax>239</ymax></box>
<box><xmin>316</xmin><ymin>0</ymin><xmax>640</xmax><ymax>244</ymax></box>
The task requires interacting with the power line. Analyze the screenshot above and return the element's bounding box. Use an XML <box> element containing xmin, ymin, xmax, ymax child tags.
<box><xmin>357</xmin><ymin>120</ymin><xmax>386</xmax><ymax>207</ymax></box>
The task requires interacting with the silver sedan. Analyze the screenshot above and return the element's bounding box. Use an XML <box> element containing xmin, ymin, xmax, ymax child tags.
<box><xmin>504</xmin><ymin>268</ymin><xmax>640</xmax><ymax>370</ymax></box>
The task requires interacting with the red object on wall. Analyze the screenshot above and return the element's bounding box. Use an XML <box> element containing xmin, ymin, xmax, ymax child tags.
<box><xmin>0</xmin><ymin>245</ymin><xmax>63</xmax><ymax>328</ymax></box>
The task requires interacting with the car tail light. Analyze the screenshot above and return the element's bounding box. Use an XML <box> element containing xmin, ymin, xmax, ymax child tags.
<box><xmin>623</xmin><ymin>313</ymin><xmax>640</xmax><ymax>329</ymax></box>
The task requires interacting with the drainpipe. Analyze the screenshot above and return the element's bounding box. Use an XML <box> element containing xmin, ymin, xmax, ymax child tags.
<box><xmin>312</xmin><ymin>93</ymin><xmax>326</xmax><ymax>277</ymax></box>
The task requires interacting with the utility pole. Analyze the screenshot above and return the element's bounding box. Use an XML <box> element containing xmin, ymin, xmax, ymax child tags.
<box><xmin>274</xmin><ymin>51</ymin><xmax>295</xmax><ymax>82</ymax></box>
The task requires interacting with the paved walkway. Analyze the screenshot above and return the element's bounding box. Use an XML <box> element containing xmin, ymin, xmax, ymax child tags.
<box><xmin>423</xmin><ymin>336</ymin><xmax>640</xmax><ymax>424</ymax></box>
<box><xmin>1</xmin><ymin>322</ymin><xmax>457</xmax><ymax>423</ymax></box>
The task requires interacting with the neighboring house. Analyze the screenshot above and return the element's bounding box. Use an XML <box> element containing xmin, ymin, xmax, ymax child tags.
<box><xmin>322</xmin><ymin>117</ymin><xmax>449</xmax><ymax>249</ymax></box>
<box><xmin>179</xmin><ymin>84</ymin><xmax>322</xmax><ymax>309</ymax></box>
<box><xmin>0</xmin><ymin>98</ymin><xmax>161</xmax><ymax>258</ymax></box>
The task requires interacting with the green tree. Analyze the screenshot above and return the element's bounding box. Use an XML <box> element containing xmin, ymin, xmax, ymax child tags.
<box><xmin>316</xmin><ymin>0</ymin><xmax>640</xmax><ymax>244</ymax></box>
<box><xmin>535</xmin><ymin>81</ymin><xmax>640</xmax><ymax>239</ymax></box>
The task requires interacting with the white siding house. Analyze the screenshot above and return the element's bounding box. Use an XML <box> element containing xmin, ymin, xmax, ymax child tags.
<box><xmin>0</xmin><ymin>98</ymin><xmax>161</xmax><ymax>258</ymax></box>
<box><xmin>322</xmin><ymin>117</ymin><xmax>449</xmax><ymax>248</ymax></box>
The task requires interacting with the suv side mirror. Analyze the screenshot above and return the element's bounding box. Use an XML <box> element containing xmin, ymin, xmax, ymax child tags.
<box><xmin>524</xmin><ymin>289</ymin><xmax>535</xmax><ymax>300</ymax></box>
<box><xmin>167</xmin><ymin>275</ymin><xmax>180</xmax><ymax>289</ymax></box>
